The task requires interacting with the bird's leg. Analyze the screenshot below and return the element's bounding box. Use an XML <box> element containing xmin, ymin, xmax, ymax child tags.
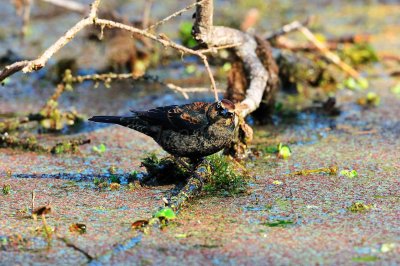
<box><xmin>174</xmin><ymin>157</ymin><xmax>194</xmax><ymax>171</ymax></box>
<box><xmin>189</xmin><ymin>157</ymin><xmax>206</xmax><ymax>188</ymax></box>
<box><xmin>173</xmin><ymin>157</ymin><xmax>207</xmax><ymax>188</ymax></box>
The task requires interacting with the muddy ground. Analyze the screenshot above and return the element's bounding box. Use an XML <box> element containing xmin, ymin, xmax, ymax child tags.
<box><xmin>1</xmin><ymin>0</ymin><xmax>399</xmax><ymax>265</ymax></box>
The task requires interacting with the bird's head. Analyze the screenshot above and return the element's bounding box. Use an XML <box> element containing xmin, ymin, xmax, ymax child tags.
<box><xmin>207</xmin><ymin>99</ymin><xmax>236</xmax><ymax>126</ymax></box>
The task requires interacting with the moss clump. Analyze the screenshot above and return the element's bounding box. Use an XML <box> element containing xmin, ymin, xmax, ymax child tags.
<box><xmin>2</xmin><ymin>184</ymin><xmax>11</xmax><ymax>195</ymax></box>
<box><xmin>204</xmin><ymin>154</ymin><xmax>248</xmax><ymax>196</ymax></box>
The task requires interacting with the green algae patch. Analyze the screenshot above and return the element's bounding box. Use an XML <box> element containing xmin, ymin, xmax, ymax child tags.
<box><xmin>338</xmin><ymin>77</ymin><xmax>369</xmax><ymax>91</ymax></box>
<box><xmin>357</xmin><ymin>92</ymin><xmax>380</xmax><ymax>107</ymax></box>
<box><xmin>340</xmin><ymin>169</ymin><xmax>358</xmax><ymax>178</ymax></box>
<box><xmin>278</xmin><ymin>143</ymin><xmax>292</xmax><ymax>159</ymax></box>
<box><xmin>347</xmin><ymin>202</ymin><xmax>372</xmax><ymax>213</ymax></box>
<box><xmin>92</xmin><ymin>143</ymin><xmax>106</xmax><ymax>154</ymax></box>
<box><xmin>2</xmin><ymin>184</ymin><xmax>11</xmax><ymax>195</ymax></box>
<box><xmin>351</xmin><ymin>255</ymin><xmax>379</xmax><ymax>263</ymax></box>
<box><xmin>153</xmin><ymin>207</ymin><xmax>176</xmax><ymax>220</ymax></box>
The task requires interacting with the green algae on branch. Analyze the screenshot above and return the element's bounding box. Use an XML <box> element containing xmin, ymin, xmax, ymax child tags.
<box><xmin>51</xmin><ymin>139</ymin><xmax>91</xmax><ymax>154</ymax></box>
<box><xmin>288</xmin><ymin>166</ymin><xmax>338</xmax><ymax>176</ymax></box>
<box><xmin>263</xmin><ymin>219</ymin><xmax>294</xmax><ymax>228</ymax></box>
<box><xmin>0</xmin><ymin>133</ymin><xmax>90</xmax><ymax>154</ymax></box>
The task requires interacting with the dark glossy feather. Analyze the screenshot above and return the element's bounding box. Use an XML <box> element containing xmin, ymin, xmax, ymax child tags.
<box><xmin>132</xmin><ymin>102</ymin><xmax>211</xmax><ymax>132</ymax></box>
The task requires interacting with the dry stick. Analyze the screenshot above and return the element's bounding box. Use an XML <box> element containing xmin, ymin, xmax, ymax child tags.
<box><xmin>297</xmin><ymin>26</ymin><xmax>361</xmax><ymax>80</ymax></box>
<box><xmin>40</xmin><ymin>0</ymin><xmax>88</xmax><ymax>14</ymax></box>
<box><xmin>264</xmin><ymin>18</ymin><xmax>311</xmax><ymax>40</ymax></box>
<box><xmin>198</xmin><ymin>43</ymin><xmax>241</xmax><ymax>54</ymax></box>
<box><xmin>41</xmin><ymin>214</ymin><xmax>52</xmax><ymax>249</ymax></box>
<box><xmin>21</xmin><ymin>0</ymin><xmax>33</xmax><ymax>37</ymax></box>
<box><xmin>57</xmin><ymin>235</ymin><xmax>94</xmax><ymax>261</ymax></box>
<box><xmin>145</xmin><ymin>0</ymin><xmax>205</xmax><ymax>31</ymax></box>
<box><xmin>31</xmin><ymin>191</ymin><xmax>35</xmax><ymax>213</ymax></box>
<box><xmin>142</xmin><ymin>0</ymin><xmax>153</xmax><ymax>29</ymax></box>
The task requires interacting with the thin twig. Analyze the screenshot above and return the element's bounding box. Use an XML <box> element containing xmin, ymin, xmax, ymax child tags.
<box><xmin>198</xmin><ymin>43</ymin><xmax>241</xmax><ymax>54</ymax></box>
<box><xmin>21</xmin><ymin>0</ymin><xmax>33</xmax><ymax>37</ymax></box>
<box><xmin>142</xmin><ymin>0</ymin><xmax>153</xmax><ymax>29</ymax></box>
<box><xmin>31</xmin><ymin>191</ymin><xmax>35</xmax><ymax>213</ymax></box>
<box><xmin>264</xmin><ymin>18</ymin><xmax>311</xmax><ymax>40</ymax></box>
<box><xmin>146</xmin><ymin>0</ymin><xmax>204</xmax><ymax>31</ymax></box>
<box><xmin>57</xmin><ymin>235</ymin><xmax>94</xmax><ymax>261</ymax></box>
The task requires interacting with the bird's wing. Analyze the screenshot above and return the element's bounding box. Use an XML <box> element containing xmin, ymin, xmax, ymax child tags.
<box><xmin>132</xmin><ymin>102</ymin><xmax>210</xmax><ymax>132</ymax></box>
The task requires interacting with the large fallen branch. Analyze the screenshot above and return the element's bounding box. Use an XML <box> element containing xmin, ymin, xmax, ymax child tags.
<box><xmin>193</xmin><ymin>0</ymin><xmax>270</xmax><ymax>117</ymax></box>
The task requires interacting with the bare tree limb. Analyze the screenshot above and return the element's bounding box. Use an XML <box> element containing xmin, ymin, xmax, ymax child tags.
<box><xmin>193</xmin><ymin>0</ymin><xmax>269</xmax><ymax>116</ymax></box>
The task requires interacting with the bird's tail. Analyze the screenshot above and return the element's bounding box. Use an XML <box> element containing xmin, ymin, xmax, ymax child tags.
<box><xmin>88</xmin><ymin>116</ymin><xmax>131</xmax><ymax>127</ymax></box>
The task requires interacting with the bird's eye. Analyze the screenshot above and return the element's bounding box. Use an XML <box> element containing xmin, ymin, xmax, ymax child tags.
<box><xmin>216</xmin><ymin>101</ymin><xmax>222</xmax><ymax>109</ymax></box>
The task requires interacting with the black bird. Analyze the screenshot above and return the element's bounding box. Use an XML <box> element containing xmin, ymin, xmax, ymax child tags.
<box><xmin>89</xmin><ymin>99</ymin><xmax>236</xmax><ymax>162</ymax></box>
